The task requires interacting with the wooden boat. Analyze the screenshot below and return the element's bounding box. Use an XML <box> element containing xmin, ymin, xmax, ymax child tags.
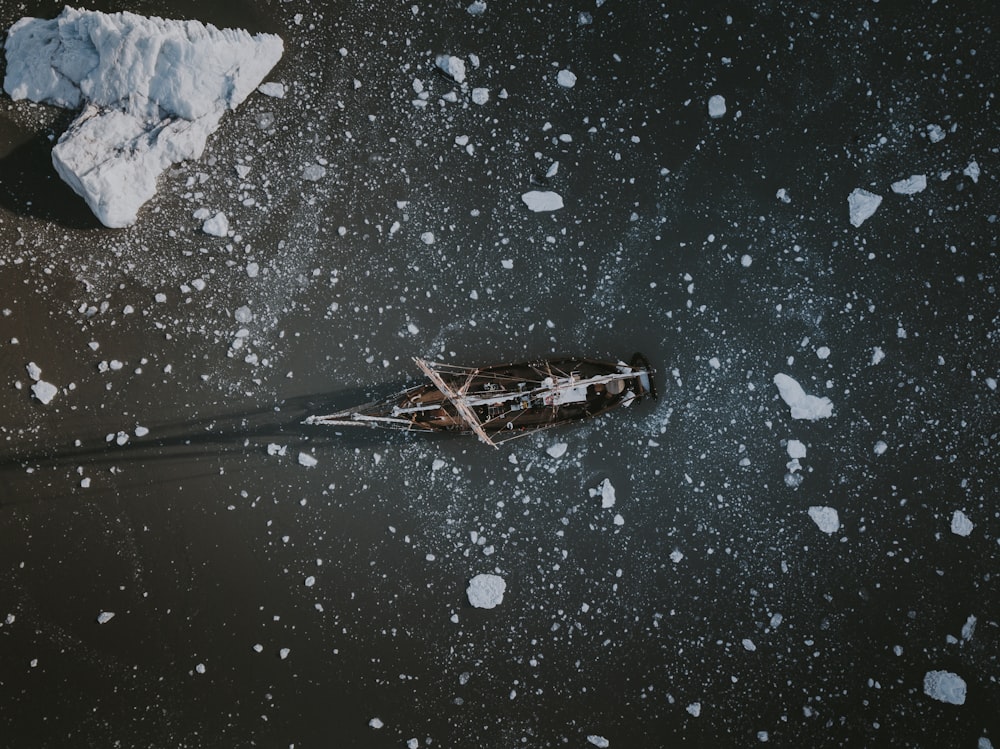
<box><xmin>305</xmin><ymin>353</ymin><xmax>657</xmax><ymax>447</ymax></box>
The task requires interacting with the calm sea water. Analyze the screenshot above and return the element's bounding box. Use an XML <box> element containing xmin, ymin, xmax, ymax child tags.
<box><xmin>1</xmin><ymin>1</ymin><xmax>996</xmax><ymax>747</ymax></box>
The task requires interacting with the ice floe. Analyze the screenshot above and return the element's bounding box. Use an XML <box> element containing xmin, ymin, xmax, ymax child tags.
<box><xmin>3</xmin><ymin>7</ymin><xmax>282</xmax><ymax>227</ymax></box>
<box><xmin>466</xmin><ymin>573</ymin><xmax>506</xmax><ymax>608</ymax></box>
<box><xmin>923</xmin><ymin>670</ymin><xmax>966</xmax><ymax>705</ymax></box>
<box><xmin>521</xmin><ymin>190</ymin><xmax>564</xmax><ymax>212</ymax></box>
<box><xmin>848</xmin><ymin>188</ymin><xmax>882</xmax><ymax>227</ymax></box>
<box><xmin>773</xmin><ymin>373</ymin><xmax>833</xmax><ymax>420</ymax></box>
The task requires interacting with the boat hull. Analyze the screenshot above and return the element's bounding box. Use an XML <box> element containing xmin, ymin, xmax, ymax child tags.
<box><xmin>306</xmin><ymin>354</ymin><xmax>656</xmax><ymax>446</ymax></box>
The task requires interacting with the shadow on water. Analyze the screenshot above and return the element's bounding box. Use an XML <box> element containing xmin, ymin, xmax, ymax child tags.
<box><xmin>0</xmin><ymin>121</ymin><xmax>105</xmax><ymax>230</ymax></box>
<box><xmin>0</xmin><ymin>383</ymin><xmax>426</xmax><ymax>503</ymax></box>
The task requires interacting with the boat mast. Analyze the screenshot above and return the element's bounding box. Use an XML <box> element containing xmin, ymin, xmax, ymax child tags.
<box><xmin>413</xmin><ymin>357</ymin><xmax>498</xmax><ymax>448</ymax></box>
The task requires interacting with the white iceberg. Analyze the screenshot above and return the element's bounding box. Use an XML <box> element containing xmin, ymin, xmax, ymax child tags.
<box><xmin>923</xmin><ymin>670</ymin><xmax>966</xmax><ymax>705</ymax></box>
<box><xmin>773</xmin><ymin>373</ymin><xmax>833</xmax><ymax>420</ymax></box>
<box><xmin>808</xmin><ymin>506</ymin><xmax>839</xmax><ymax>534</ymax></box>
<box><xmin>708</xmin><ymin>94</ymin><xmax>726</xmax><ymax>118</ymax></box>
<box><xmin>848</xmin><ymin>188</ymin><xmax>882</xmax><ymax>227</ymax></box>
<box><xmin>521</xmin><ymin>190</ymin><xmax>564</xmax><ymax>212</ymax></box>
<box><xmin>891</xmin><ymin>175</ymin><xmax>927</xmax><ymax>195</ymax></box>
<box><xmin>466</xmin><ymin>573</ymin><xmax>506</xmax><ymax>608</ymax></box>
<box><xmin>3</xmin><ymin>7</ymin><xmax>283</xmax><ymax>227</ymax></box>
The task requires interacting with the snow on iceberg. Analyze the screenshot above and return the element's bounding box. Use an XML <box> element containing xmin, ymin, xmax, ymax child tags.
<box><xmin>773</xmin><ymin>373</ymin><xmax>833</xmax><ymax>420</ymax></box>
<box><xmin>3</xmin><ymin>7</ymin><xmax>283</xmax><ymax>227</ymax></box>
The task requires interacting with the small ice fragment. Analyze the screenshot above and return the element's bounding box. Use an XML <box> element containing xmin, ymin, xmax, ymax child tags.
<box><xmin>96</xmin><ymin>611</ymin><xmax>115</xmax><ymax>624</ymax></box>
<box><xmin>708</xmin><ymin>95</ymin><xmax>726</xmax><ymax>118</ymax></box>
<box><xmin>587</xmin><ymin>737</ymin><xmax>610</xmax><ymax>748</ymax></box>
<box><xmin>202</xmin><ymin>212</ymin><xmax>229</xmax><ymax>237</ymax></box>
<box><xmin>786</xmin><ymin>440</ymin><xmax>806</xmax><ymax>460</ymax></box>
<box><xmin>407</xmin><ymin>739</ymin><xmax>420</xmax><ymax>749</ymax></box>
<box><xmin>848</xmin><ymin>188</ymin><xmax>882</xmax><ymax>227</ymax></box>
<box><xmin>435</xmin><ymin>55</ymin><xmax>466</xmax><ymax>83</ymax></box>
<box><xmin>950</xmin><ymin>510</ymin><xmax>973</xmax><ymax>537</ymax></box>
<box><xmin>588</xmin><ymin>478</ymin><xmax>616</xmax><ymax>508</ymax></box>
<box><xmin>687</xmin><ymin>702</ymin><xmax>702</xmax><ymax>717</ymax></box>
<box><xmin>816</xmin><ymin>346</ymin><xmax>830</xmax><ymax>360</ymax></box>
<box><xmin>961</xmin><ymin>615</ymin><xmax>977</xmax><ymax>642</ymax></box>
<box><xmin>258</xmin><ymin>81</ymin><xmax>285</xmax><ymax>98</ymax></box>
<box><xmin>467</xmin><ymin>1</ymin><xmax>487</xmax><ymax>15</ymax></box>
<box><xmin>742</xmin><ymin>638</ymin><xmax>757</xmax><ymax>652</ymax></box>
<box><xmin>466</xmin><ymin>573</ymin><xmax>506</xmax><ymax>608</ymax></box>
<box><xmin>302</xmin><ymin>164</ymin><xmax>326</xmax><ymax>181</ymax></box>
<box><xmin>613</xmin><ymin>513</ymin><xmax>624</xmax><ymax>526</ymax></box>
<box><xmin>234</xmin><ymin>306</ymin><xmax>253</xmax><ymax>324</ymax></box>
<box><xmin>501</xmin><ymin>259</ymin><xmax>514</xmax><ymax>269</ymax></box>
<box><xmin>776</xmin><ymin>188</ymin><xmax>791</xmax><ymax>203</ymax></box>
<box><xmin>873</xmin><ymin>440</ymin><xmax>887</xmax><ymax>455</ymax></box>
<box><xmin>32</xmin><ymin>381</ymin><xmax>58</xmax><ymax>405</ymax></box>
<box><xmin>195</xmin><ymin>663</ymin><xmax>206</xmax><ymax>674</ymax></box>
<box><xmin>891</xmin><ymin>175</ymin><xmax>927</xmax><ymax>195</ymax></box>
<box><xmin>279</xmin><ymin>648</ymin><xmax>290</xmax><ymax>660</ymax></box>
<box><xmin>926</xmin><ymin>124</ymin><xmax>946</xmax><ymax>143</ymax></box>
<box><xmin>134</xmin><ymin>426</ymin><xmax>149</xmax><ymax>437</ymax></box>
<box><xmin>368</xmin><ymin>718</ymin><xmax>384</xmax><ymax>729</ymax></box>
<box><xmin>521</xmin><ymin>190</ymin><xmax>564</xmax><ymax>212</ymax></box>
<box><xmin>741</xmin><ymin>254</ymin><xmax>752</xmax><ymax>267</ymax></box>
<box><xmin>871</xmin><ymin>347</ymin><xmax>885</xmax><ymax>365</ymax></box>
<box><xmin>26</xmin><ymin>362</ymin><xmax>42</xmax><ymax>381</ymax></box>
<box><xmin>420</xmin><ymin>231</ymin><xmax>435</xmax><ymax>244</ymax></box>
<box><xmin>670</xmin><ymin>550</ymin><xmax>684</xmax><ymax>563</ymax></box>
<box><xmin>407</xmin><ymin>322</ymin><xmax>419</xmax><ymax>335</ymax></box>
<box><xmin>471</xmin><ymin>87</ymin><xmax>489</xmax><ymax>105</ymax></box>
<box><xmin>709</xmin><ymin>357</ymin><xmax>721</xmax><ymax>370</ymax></box>
<box><xmin>557</xmin><ymin>70</ymin><xmax>577</xmax><ymax>88</ymax></box>
<box><xmin>304</xmin><ymin>576</ymin><xmax>316</xmax><ymax>587</ymax></box>
<box><xmin>298</xmin><ymin>452</ymin><xmax>318</xmax><ymax>468</ymax></box>
<box><xmin>546</xmin><ymin>442</ymin><xmax>568</xmax><ymax>459</ymax></box>
<box><xmin>431</xmin><ymin>458</ymin><xmax>446</xmax><ymax>471</ymax></box>
<box><xmin>923</xmin><ymin>670</ymin><xmax>966</xmax><ymax>705</ymax></box>
<box><xmin>546</xmin><ymin>161</ymin><xmax>559</xmax><ymax>178</ymax></box>
<box><xmin>808</xmin><ymin>506</ymin><xmax>840</xmax><ymax>534</ymax></box>
<box><xmin>773</xmin><ymin>374</ymin><xmax>833</xmax><ymax>420</ymax></box>
<box><xmin>963</xmin><ymin>160</ymin><xmax>980</xmax><ymax>183</ymax></box>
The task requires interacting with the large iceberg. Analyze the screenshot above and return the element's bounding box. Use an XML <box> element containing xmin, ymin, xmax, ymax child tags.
<box><xmin>3</xmin><ymin>7</ymin><xmax>282</xmax><ymax>227</ymax></box>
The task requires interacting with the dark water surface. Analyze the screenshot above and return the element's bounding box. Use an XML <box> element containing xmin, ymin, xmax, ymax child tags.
<box><xmin>1</xmin><ymin>1</ymin><xmax>997</xmax><ymax>747</ymax></box>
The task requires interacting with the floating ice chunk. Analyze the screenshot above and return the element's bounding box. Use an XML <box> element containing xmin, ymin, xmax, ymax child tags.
<box><xmin>302</xmin><ymin>164</ymin><xmax>326</xmax><ymax>181</ymax></box>
<box><xmin>816</xmin><ymin>346</ymin><xmax>830</xmax><ymax>360</ymax></box>
<box><xmin>521</xmin><ymin>190</ymin><xmax>564</xmax><ymax>212</ymax></box>
<box><xmin>557</xmin><ymin>69</ymin><xmax>577</xmax><ymax>88</ymax></box>
<box><xmin>435</xmin><ymin>54</ymin><xmax>466</xmax><ymax>83</ymax></box>
<box><xmin>467</xmin><ymin>573</ymin><xmax>506</xmax><ymax>608</ymax></box>
<box><xmin>546</xmin><ymin>442</ymin><xmax>568</xmax><ymax>459</ymax></box>
<box><xmin>234</xmin><ymin>306</ymin><xmax>253</xmax><ymax>324</ymax></box>
<box><xmin>3</xmin><ymin>7</ymin><xmax>283</xmax><ymax>227</ymax></box>
<box><xmin>926</xmin><ymin>124</ymin><xmax>946</xmax><ymax>143</ymax></box>
<box><xmin>670</xmin><ymin>550</ymin><xmax>684</xmax><ymax>563</ymax></box>
<box><xmin>808</xmin><ymin>506</ymin><xmax>840</xmax><ymax>534</ymax></box>
<box><xmin>587</xmin><ymin>737</ymin><xmax>610</xmax><ymax>748</ymax></box>
<box><xmin>26</xmin><ymin>362</ymin><xmax>42</xmax><ymax>381</ymax></box>
<box><xmin>741</xmin><ymin>254</ymin><xmax>753</xmax><ymax>267</ymax></box>
<box><xmin>135</xmin><ymin>425</ymin><xmax>149</xmax><ymax>437</ymax></box>
<box><xmin>279</xmin><ymin>647</ymin><xmax>290</xmax><ymax>660</ymax></box>
<box><xmin>891</xmin><ymin>175</ymin><xmax>927</xmax><ymax>195</ymax></box>
<box><xmin>471</xmin><ymin>87</ymin><xmax>489</xmax><ymax>105</ymax></box>
<box><xmin>686</xmin><ymin>702</ymin><xmax>702</xmax><ymax>717</ymax></box>
<box><xmin>32</xmin><ymin>381</ymin><xmax>59</xmax><ymax>405</ymax></box>
<box><xmin>420</xmin><ymin>231</ymin><xmax>436</xmax><ymax>245</ymax></box>
<box><xmin>258</xmin><ymin>81</ymin><xmax>285</xmax><ymax>98</ymax></box>
<box><xmin>613</xmin><ymin>513</ymin><xmax>624</xmax><ymax>526</ymax></box>
<box><xmin>776</xmin><ymin>188</ymin><xmax>791</xmax><ymax>203</ymax></box>
<box><xmin>742</xmin><ymin>638</ymin><xmax>757</xmax><ymax>652</ymax></box>
<box><xmin>96</xmin><ymin>611</ymin><xmax>115</xmax><ymax>624</ymax></box>
<box><xmin>961</xmin><ymin>614</ymin><xmax>977</xmax><ymax>642</ymax></box>
<box><xmin>951</xmin><ymin>510</ymin><xmax>973</xmax><ymax>537</ymax></box>
<box><xmin>304</xmin><ymin>576</ymin><xmax>315</xmax><ymax>587</ymax></box>
<box><xmin>963</xmin><ymin>160</ymin><xmax>980</xmax><ymax>183</ymax></box>
<box><xmin>773</xmin><ymin>373</ymin><xmax>833</xmax><ymax>420</ymax></box>
<box><xmin>708</xmin><ymin>94</ymin><xmax>726</xmax><ymax>118</ymax></box>
<box><xmin>786</xmin><ymin>440</ymin><xmax>806</xmax><ymax>460</ymax></box>
<box><xmin>848</xmin><ymin>188</ymin><xmax>882</xmax><ymax>227</ymax></box>
<box><xmin>431</xmin><ymin>458</ymin><xmax>446</xmax><ymax>471</ymax></box>
<box><xmin>467</xmin><ymin>1</ymin><xmax>487</xmax><ymax>15</ymax></box>
<box><xmin>202</xmin><ymin>212</ymin><xmax>229</xmax><ymax>237</ymax></box>
<box><xmin>923</xmin><ymin>670</ymin><xmax>966</xmax><ymax>705</ymax></box>
<box><xmin>589</xmin><ymin>478</ymin><xmax>616</xmax><ymax>508</ymax></box>
<box><xmin>873</xmin><ymin>440</ymin><xmax>888</xmax><ymax>455</ymax></box>
<box><xmin>298</xmin><ymin>452</ymin><xmax>318</xmax><ymax>468</ymax></box>
<box><xmin>871</xmin><ymin>347</ymin><xmax>885</xmax><ymax>365</ymax></box>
